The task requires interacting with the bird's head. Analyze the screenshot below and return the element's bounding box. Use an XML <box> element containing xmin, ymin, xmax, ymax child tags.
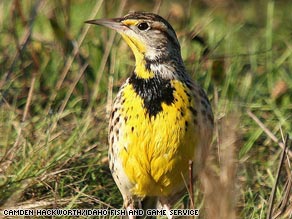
<box><xmin>86</xmin><ymin>12</ymin><xmax>182</xmax><ymax>67</ymax></box>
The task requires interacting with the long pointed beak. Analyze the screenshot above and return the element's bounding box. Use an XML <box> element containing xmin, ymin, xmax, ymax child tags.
<box><xmin>85</xmin><ymin>18</ymin><xmax>127</xmax><ymax>32</ymax></box>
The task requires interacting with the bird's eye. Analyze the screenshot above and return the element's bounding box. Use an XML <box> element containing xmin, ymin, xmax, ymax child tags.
<box><xmin>137</xmin><ymin>22</ymin><xmax>150</xmax><ymax>31</ymax></box>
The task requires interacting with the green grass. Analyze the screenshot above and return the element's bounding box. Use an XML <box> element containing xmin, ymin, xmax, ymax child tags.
<box><xmin>0</xmin><ymin>0</ymin><xmax>291</xmax><ymax>218</ymax></box>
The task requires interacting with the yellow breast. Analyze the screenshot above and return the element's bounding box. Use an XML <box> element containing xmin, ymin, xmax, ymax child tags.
<box><xmin>116</xmin><ymin>79</ymin><xmax>199</xmax><ymax>197</ymax></box>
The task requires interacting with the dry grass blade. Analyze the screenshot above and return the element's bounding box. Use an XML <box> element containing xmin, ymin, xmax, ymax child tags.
<box><xmin>1</xmin><ymin>198</ymin><xmax>79</xmax><ymax>210</ymax></box>
<box><xmin>48</xmin><ymin>63</ymin><xmax>88</xmax><ymax>133</ymax></box>
<box><xmin>0</xmin><ymin>74</ymin><xmax>36</xmax><ymax>174</ymax></box>
<box><xmin>271</xmin><ymin>138</ymin><xmax>292</xmax><ymax>219</ymax></box>
<box><xmin>272</xmin><ymin>177</ymin><xmax>292</xmax><ymax>219</ymax></box>
<box><xmin>266</xmin><ymin>135</ymin><xmax>289</xmax><ymax>219</ymax></box>
<box><xmin>188</xmin><ymin>160</ymin><xmax>195</xmax><ymax>210</ymax></box>
<box><xmin>247</xmin><ymin>110</ymin><xmax>292</xmax><ymax>158</ymax></box>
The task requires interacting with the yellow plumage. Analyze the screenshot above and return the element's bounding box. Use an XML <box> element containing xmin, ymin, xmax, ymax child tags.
<box><xmin>118</xmin><ymin>80</ymin><xmax>198</xmax><ymax>196</ymax></box>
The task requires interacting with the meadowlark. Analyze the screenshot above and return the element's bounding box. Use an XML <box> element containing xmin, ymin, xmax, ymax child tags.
<box><xmin>86</xmin><ymin>12</ymin><xmax>213</xmax><ymax>218</ymax></box>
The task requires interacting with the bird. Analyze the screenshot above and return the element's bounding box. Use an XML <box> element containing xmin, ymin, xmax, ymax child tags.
<box><xmin>86</xmin><ymin>12</ymin><xmax>213</xmax><ymax>219</ymax></box>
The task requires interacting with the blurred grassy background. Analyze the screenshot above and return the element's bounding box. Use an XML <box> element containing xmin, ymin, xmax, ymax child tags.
<box><xmin>0</xmin><ymin>0</ymin><xmax>291</xmax><ymax>218</ymax></box>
